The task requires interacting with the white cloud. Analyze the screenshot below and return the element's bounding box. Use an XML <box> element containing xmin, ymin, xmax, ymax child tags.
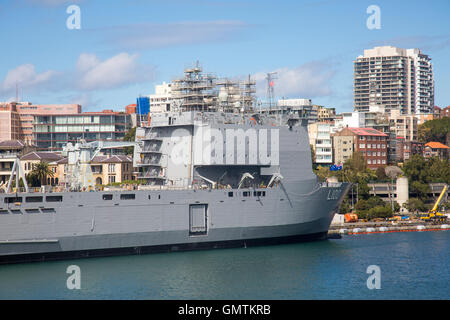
<box><xmin>76</xmin><ymin>52</ymin><xmax>155</xmax><ymax>91</ymax></box>
<box><xmin>1</xmin><ymin>64</ymin><xmax>58</xmax><ymax>95</ymax></box>
<box><xmin>253</xmin><ymin>61</ymin><xmax>336</xmax><ymax>99</ymax></box>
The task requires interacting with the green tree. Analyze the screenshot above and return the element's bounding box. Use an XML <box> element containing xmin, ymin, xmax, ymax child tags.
<box><xmin>30</xmin><ymin>161</ymin><xmax>54</xmax><ymax>186</ymax></box>
<box><xmin>123</xmin><ymin>127</ymin><xmax>137</xmax><ymax>155</ymax></box>
<box><xmin>375</xmin><ymin>166</ymin><xmax>388</xmax><ymax>181</ymax></box>
<box><xmin>403</xmin><ymin>198</ymin><xmax>427</xmax><ymax>214</ymax></box>
<box><xmin>310</xmin><ymin>144</ymin><xmax>315</xmax><ymax>167</ymax></box>
<box><xmin>418</xmin><ymin>117</ymin><xmax>450</xmax><ymax>145</ymax></box>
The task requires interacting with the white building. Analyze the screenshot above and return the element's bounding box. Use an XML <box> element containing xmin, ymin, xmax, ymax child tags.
<box><xmin>308</xmin><ymin>122</ymin><xmax>333</xmax><ymax>165</ymax></box>
<box><xmin>149</xmin><ymin>82</ymin><xmax>174</xmax><ymax>113</ymax></box>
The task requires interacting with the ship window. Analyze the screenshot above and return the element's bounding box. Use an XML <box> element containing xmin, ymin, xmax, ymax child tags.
<box><xmin>158</xmin><ymin>195</ymin><xmax>161</xmax><ymax>199</ymax></box>
<box><xmin>46</xmin><ymin>196</ymin><xmax>63</xmax><ymax>202</ymax></box>
<box><xmin>4</xmin><ymin>197</ymin><xmax>23</xmax><ymax>203</ymax></box>
<box><xmin>228</xmin><ymin>192</ymin><xmax>233</xmax><ymax>197</ymax></box>
<box><xmin>262</xmin><ymin>191</ymin><xmax>266</xmax><ymax>197</ymax></box>
<box><xmin>41</xmin><ymin>208</ymin><xmax>56</xmax><ymax>213</ymax></box>
<box><xmin>25</xmin><ymin>209</ymin><xmax>40</xmax><ymax>214</ymax></box>
<box><xmin>103</xmin><ymin>194</ymin><xmax>113</xmax><ymax>200</ymax></box>
<box><xmin>11</xmin><ymin>209</ymin><xmax>22</xmax><ymax>214</ymax></box>
<box><xmin>243</xmin><ymin>191</ymin><xmax>250</xmax><ymax>197</ymax></box>
<box><xmin>0</xmin><ymin>210</ymin><xmax>8</xmax><ymax>214</ymax></box>
<box><xmin>120</xmin><ymin>194</ymin><xmax>135</xmax><ymax>200</ymax></box>
<box><xmin>26</xmin><ymin>196</ymin><xmax>43</xmax><ymax>203</ymax></box>
<box><xmin>148</xmin><ymin>195</ymin><xmax>151</xmax><ymax>199</ymax></box>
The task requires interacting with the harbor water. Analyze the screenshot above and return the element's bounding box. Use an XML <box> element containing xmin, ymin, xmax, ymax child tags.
<box><xmin>0</xmin><ymin>230</ymin><xmax>448</xmax><ymax>300</ymax></box>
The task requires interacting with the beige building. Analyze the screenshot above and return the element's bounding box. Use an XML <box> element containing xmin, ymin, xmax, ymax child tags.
<box><xmin>314</xmin><ymin>105</ymin><xmax>336</xmax><ymax>121</ymax></box>
<box><xmin>89</xmin><ymin>155</ymin><xmax>134</xmax><ymax>185</ymax></box>
<box><xmin>20</xmin><ymin>152</ymin><xmax>64</xmax><ymax>186</ymax></box>
<box><xmin>332</xmin><ymin>134</ymin><xmax>355</xmax><ymax>165</ymax></box>
<box><xmin>389</xmin><ymin>110</ymin><xmax>418</xmax><ymax>141</ymax></box>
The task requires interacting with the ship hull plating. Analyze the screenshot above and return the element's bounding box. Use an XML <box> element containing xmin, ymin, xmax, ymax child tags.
<box><xmin>0</xmin><ymin>182</ymin><xmax>349</xmax><ymax>264</ymax></box>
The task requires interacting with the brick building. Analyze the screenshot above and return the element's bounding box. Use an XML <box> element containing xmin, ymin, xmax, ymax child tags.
<box><xmin>333</xmin><ymin>127</ymin><xmax>388</xmax><ymax>169</ymax></box>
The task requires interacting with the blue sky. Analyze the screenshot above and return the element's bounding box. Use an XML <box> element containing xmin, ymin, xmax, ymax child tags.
<box><xmin>1</xmin><ymin>0</ymin><xmax>449</xmax><ymax>112</ymax></box>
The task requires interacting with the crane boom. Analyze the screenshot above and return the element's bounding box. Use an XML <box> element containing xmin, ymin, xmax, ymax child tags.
<box><xmin>430</xmin><ymin>184</ymin><xmax>448</xmax><ymax>213</ymax></box>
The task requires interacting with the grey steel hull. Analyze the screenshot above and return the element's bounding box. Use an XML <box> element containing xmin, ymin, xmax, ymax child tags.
<box><xmin>0</xmin><ymin>182</ymin><xmax>349</xmax><ymax>264</ymax></box>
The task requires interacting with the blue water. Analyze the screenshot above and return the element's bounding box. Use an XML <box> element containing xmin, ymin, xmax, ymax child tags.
<box><xmin>0</xmin><ymin>231</ymin><xmax>448</xmax><ymax>299</ymax></box>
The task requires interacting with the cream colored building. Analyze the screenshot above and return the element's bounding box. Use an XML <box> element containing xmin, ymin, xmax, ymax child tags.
<box><xmin>389</xmin><ymin>110</ymin><xmax>418</xmax><ymax>141</ymax></box>
<box><xmin>308</xmin><ymin>122</ymin><xmax>333</xmax><ymax>164</ymax></box>
<box><xmin>89</xmin><ymin>155</ymin><xmax>134</xmax><ymax>185</ymax></box>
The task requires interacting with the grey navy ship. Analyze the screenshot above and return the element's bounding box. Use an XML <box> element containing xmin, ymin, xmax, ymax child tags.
<box><xmin>0</xmin><ymin>65</ymin><xmax>349</xmax><ymax>264</ymax></box>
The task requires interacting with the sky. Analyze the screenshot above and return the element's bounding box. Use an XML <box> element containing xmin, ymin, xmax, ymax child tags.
<box><xmin>0</xmin><ymin>0</ymin><xmax>449</xmax><ymax>113</ymax></box>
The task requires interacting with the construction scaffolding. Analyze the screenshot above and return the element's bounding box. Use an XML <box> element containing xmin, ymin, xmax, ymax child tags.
<box><xmin>171</xmin><ymin>62</ymin><xmax>257</xmax><ymax>113</ymax></box>
<box><xmin>171</xmin><ymin>61</ymin><xmax>217</xmax><ymax>112</ymax></box>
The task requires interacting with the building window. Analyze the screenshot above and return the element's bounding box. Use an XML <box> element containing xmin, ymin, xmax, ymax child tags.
<box><xmin>108</xmin><ymin>164</ymin><xmax>115</xmax><ymax>173</ymax></box>
<box><xmin>368</xmin><ymin>159</ymin><xmax>372</xmax><ymax>164</ymax></box>
<box><xmin>108</xmin><ymin>175</ymin><xmax>116</xmax><ymax>183</ymax></box>
<box><xmin>359</xmin><ymin>144</ymin><xmax>365</xmax><ymax>149</ymax></box>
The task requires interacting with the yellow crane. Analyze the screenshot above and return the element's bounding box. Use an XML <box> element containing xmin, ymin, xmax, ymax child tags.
<box><xmin>420</xmin><ymin>184</ymin><xmax>448</xmax><ymax>223</ymax></box>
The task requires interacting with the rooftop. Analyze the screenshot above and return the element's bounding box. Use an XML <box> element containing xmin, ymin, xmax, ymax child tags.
<box><xmin>21</xmin><ymin>152</ymin><xmax>63</xmax><ymax>161</ymax></box>
<box><xmin>346</xmin><ymin>127</ymin><xmax>388</xmax><ymax>137</ymax></box>
<box><xmin>425</xmin><ymin>142</ymin><xmax>449</xmax><ymax>149</ymax></box>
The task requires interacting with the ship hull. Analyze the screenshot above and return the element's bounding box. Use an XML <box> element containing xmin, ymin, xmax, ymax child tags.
<box><xmin>0</xmin><ymin>182</ymin><xmax>349</xmax><ymax>264</ymax></box>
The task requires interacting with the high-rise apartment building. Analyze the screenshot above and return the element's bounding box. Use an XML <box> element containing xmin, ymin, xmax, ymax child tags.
<box><xmin>354</xmin><ymin>46</ymin><xmax>434</xmax><ymax>115</ymax></box>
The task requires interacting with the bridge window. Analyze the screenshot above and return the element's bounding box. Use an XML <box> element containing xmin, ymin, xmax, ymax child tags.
<box><xmin>46</xmin><ymin>196</ymin><xmax>63</xmax><ymax>202</ymax></box>
<box><xmin>4</xmin><ymin>197</ymin><xmax>22</xmax><ymax>203</ymax></box>
<box><xmin>120</xmin><ymin>194</ymin><xmax>135</xmax><ymax>200</ymax></box>
<box><xmin>26</xmin><ymin>196</ymin><xmax>43</xmax><ymax>203</ymax></box>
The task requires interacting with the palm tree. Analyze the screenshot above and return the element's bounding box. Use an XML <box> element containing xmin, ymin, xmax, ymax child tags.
<box><xmin>31</xmin><ymin>161</ymin><xmax>54</xmax><ymax>186</ymax></box>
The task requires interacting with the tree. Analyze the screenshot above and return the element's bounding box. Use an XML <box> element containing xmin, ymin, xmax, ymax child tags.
<box><xmin>30</xmin><ymin>161</ymin><xmax>54</xmax><ymax>186</ymax></box>
<box><xmin>418</xmin><ymin>117</ymin><xmax>450</xmax><ymax>145</ymax></box>
<box><xmin>375</xmin><ymin>166</ymin><xmax>388</xmax><ymax>181</ymax></box>
<box><xmin>123</xmin><ymin>127</ymin><xmax>137</xmax><ymax>155</ymax></box>
<box><xmin>403</xmin><ymin>198</ymin><xmax>427</xmax><ymax>214</ymax></box>
<box><xmin>310</xmin><ymin>144</ymin><xmax>315</xmax><ymax>167</ymax></box>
